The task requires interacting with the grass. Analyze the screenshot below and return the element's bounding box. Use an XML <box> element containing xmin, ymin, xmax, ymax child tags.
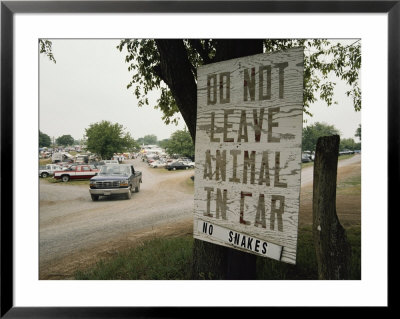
<box><xmin>301</xmin><ymin>161</ymin><xmax>314</xmax><ymax>169</ymax></box>
<box><xmin>43</xmin><ymin>176</ymin><xmax>90</xmax><ymax>186</ymax></box>
<box><xmin>74</xmin><ymin>226</ymin><xmax>361</xmax><ymax>280</ymax></box>
<box><xmin>39</xmin><ymin>158</ymin><xmax>52</xmax><ymax>166</ymax></box>
<box><xmin>75</xmin><ymin>237</ymin><xmax>194</xmax><ymax>280</ymax></box>
<box><xmin>337</xmin><ymin>174</ymin><xmax>361</xmax><ymax>195</ymax></box>
<box><xmin>301</xmin><ymin>154</ymin><xmax>355</xmax><ymax>169</ymax></box>
<box><xmin>338</xmin><ymin>154</ymin><xmax>357</xmax><ymax>161</ymax></box>
<box><xmin>256</xmin><ymin>226</ymin><xmax>361</xmax><ymax>280</ymax></box>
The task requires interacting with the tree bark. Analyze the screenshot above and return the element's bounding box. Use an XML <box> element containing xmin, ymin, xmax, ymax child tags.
<box><xmin>192</xmin><ymin>39</ymin><xmax>264</xmax><ymax>280</ymax></box>
<box><xmin>154</xmin><ymin>39</ymin><xmax>264</xmax><ymax>279</ymax></box>
<box><xmin>312</xmin><ymin>135</ymin><xmax>352</xmax><ymax>279</ymax></box>
<box><xmin>213</xmin><ymin>39</ymin><xmax>264</xmax><ymax>63</ymax></box>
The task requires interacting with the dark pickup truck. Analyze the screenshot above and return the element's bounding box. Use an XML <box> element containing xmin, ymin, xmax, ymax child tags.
<box><xmin>89</xmin><ymin>164</ymin><xmax>142</xmax><ymax>201</ymax></box>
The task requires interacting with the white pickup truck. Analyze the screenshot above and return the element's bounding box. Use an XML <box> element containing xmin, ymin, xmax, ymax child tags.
<box><xmin>39</xmin><ymin>164</ymin><xmax>62</xmax><ymax>178</ymax></box>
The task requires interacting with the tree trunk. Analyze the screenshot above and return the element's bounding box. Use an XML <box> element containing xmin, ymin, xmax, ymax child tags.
<box><xmin>155</xmin><ymin>39</ymin><xmax>264</xmax><ymax>279</ymax></box>
<box><xmin>192</xmin><ymin>39</ymin><xmax>264</xmax><ymax>280</ymax></box>
<box><xmin>213</xmin><ymin>39</ymin><xmax>264</xmax><ymax>63</ymax></box>
<box><xmin>154</xmin><ymin>40</ymin><xmax>198</xmax><ymax>140</ymax></box>
<box><xmin>312</xmin><ymin>135</ymin><xmax>352</xmax><ymax>279</ymax></box>
<box><xmin>191</xmin><ymin>240</ymin><xmax>227</xmax><ymax>280</ymax></box>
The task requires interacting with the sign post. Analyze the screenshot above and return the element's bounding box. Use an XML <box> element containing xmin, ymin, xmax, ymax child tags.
<box><xmin>194</xmin><ymin>47</ymin><xmax>304</xmax><ymax>264</ymax></box>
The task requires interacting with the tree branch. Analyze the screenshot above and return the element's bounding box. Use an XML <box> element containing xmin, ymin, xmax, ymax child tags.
<box><xmin>188</xmin><ymin>39</ymin><xmax>212</xmax><ymax>64</ymax></box>
<box><xmin>155</xmin><ymin>40</ymin><xmax>198</xmax><ymax>141</ymax></box>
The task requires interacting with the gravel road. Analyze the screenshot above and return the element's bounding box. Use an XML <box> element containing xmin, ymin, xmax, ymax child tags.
<box><xmin>300</xmin><ymin>154</ymin><xmax>361</xmax><ymax>186</ymax></box>
<box><xmin>39</xmin><ymin>154</ymin><xmax>361</xmax><ymax>279</ymax></box>
<box><xmin>39</xmin><ymin>158</ymin><xmax>195</xmax><ymax>276</ymax></box>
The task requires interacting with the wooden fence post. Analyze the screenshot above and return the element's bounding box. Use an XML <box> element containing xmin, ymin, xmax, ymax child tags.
<box><xmin>312</xmin><ymin>135</ymin><xmax>352</xmax><ymax>279</ymax></box>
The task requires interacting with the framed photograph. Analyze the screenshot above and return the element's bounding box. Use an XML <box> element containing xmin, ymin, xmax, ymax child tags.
<box><xmin>1</xmin><ymin>0</ymin><xmax>395</xmax><ymax>316</ymax></box>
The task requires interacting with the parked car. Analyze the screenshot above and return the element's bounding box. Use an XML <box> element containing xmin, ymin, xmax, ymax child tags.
<box><xmin>179</xmin><ymin>160</ymin><xmax>195</xmax><ymax>168</ymax></box>
<box><xmin>51</xmin><ymin>152</ymin><xmax>74</xmax><ymax>163</ymax></box>
<box><xmin>58</xmin><ymin>161</ymin><xmax>73</xmax><ymax>170</ymax></box>
<box><xmin>165</xmin><ymin>161</ymin><xmax>191</xmax><ymax>171</ymax></box>
<box><xmin>89</xmin><ymin>164</ymin><xmax>142</xmax><ymax>201</ymax></box>
<box><xmin>103</xmin><ymin>160</ymin><xmax>119</xmax><ymax>165</ymax></box>
<box><xmin>150</xmin><ymin>160</ymin><xmax>167</xmax><ymax>168</ymax></box>
<box><xmin>39</xmin><ymin>164</ymin><xmax>62</xmax><ymax>178</ymax></box>
<box><xmin>301</xmin><ymin>153</ymin><xmax>311</xmax><ymax>163</ymax></box>
<box><xmin>90</xmin><ymin>161</ymin><xmax>105</xmax><ymax>169</ymax></box>
<box><xmin>75</xmin><ymin>154</ymin><xmax>89</xmax><ymax>164</ymax></box>
<box><xmin>303</xmin><ymin>151</ymin><xmax>314</xmax><ymax>161</ymax></box>
<box><xmin>339</xmin><ymin>149</ymin><xmax>355</xmax><ymax>156</ymax></box>
<box><xmin>53</xmin><ymin>164</ymin><xmax>99</xmax><ymax>182</ymax></box>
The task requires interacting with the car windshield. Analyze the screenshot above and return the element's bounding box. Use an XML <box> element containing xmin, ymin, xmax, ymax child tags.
<box><xmin>99</xmin><ymin>165</ymin><xmax>130</xmax><ymax>175</ymax></box>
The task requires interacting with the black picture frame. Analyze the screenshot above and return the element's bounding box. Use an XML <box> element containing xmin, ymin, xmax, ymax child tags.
<box><xmin>1</xmin><ymin>1</ymin><xmax>395</xmax><ymax>317</ymax></box>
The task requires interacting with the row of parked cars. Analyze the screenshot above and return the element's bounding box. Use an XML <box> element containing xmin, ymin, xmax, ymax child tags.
<box><xmin>144</xmin><ymin>155</ymin><xmax>195</xmax><ymax>171</ymax></box>
<box><xmin>301</xmin><ymin>149</ymin><xmax>359</xmax><ymax>163</ymax></box>
<box><xmin>39</xmin><ymin>160</ymin><xmax>143</xmax><ymax>201</ymax></box>
<box><xmin>38</xmin><ymin>160</ymin><xmax>119</xmax><ymax>179</ymax></box>
<box><xmin>164</xmin><ymin>160</ymin><xmax>195</xmax><ymax>171</ymax></box>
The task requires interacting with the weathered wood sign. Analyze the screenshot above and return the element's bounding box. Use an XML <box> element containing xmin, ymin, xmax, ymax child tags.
<box><xmin>193</xmin><ymin>47</ymin><xmax>304</xmax><ymax>264</ymax></box>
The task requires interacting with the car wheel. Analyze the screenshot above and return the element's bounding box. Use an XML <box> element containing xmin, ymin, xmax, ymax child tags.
<box><xmin>91</xmin><ymin>194</ymin><xmax>99</xmax><ymax>201</ymax></box>
<box><xmin>135</xmin><ymin>182</ymin><xmax>140</xmax><ymax>193</ymax></box>
<box><xmin>41</xmin><ymin>172</ymin><xmax>49</xmax><ymax>178</ymax></box>
<box><xmin>126</xmin><ymin>187</ymin><xmax>132</xmax><ymax>199</ymax></box>
<box><xmin>61</xmin><ymin>175</ymin><xmax>70</xmax><ymax>182</ymax></box>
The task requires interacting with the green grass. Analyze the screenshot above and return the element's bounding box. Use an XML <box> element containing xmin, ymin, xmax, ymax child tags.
<box><xmin>43</xmin><ymin>177</ymin><xmax>90</xmax><ymax>186</ymax></box>
<box><xmin>75</xmin><ymin>237</ymin><xmax>194</xmax><ymax>280</ymax></box>
<box><xmin>39</xmin><ymin>158</ymin><xmax>52</xmax><ymax>165</ymax></box>
<box><xmin>337</xmin><ymin>174</ymin><xmax>361</xmax><ymax>195</ymax></box>
<box><xmin>256</xmin><ymin>226</ymin><xmax>361</xmax><ymax>280</ymax></box>
<box><xmin>338</xmin><ymin>154</ymin><xmax>357</xmax><ymax>161</ymax></box>
<box><xmin>301</xmin><ymin>154</ymin><xmax>355</xmax><ymax>169</ymax></box>
<box><xmin>301</xmin><ymin>161</ymin><xmax>314</xmax><ymax>169</ymax></box>
<box><xmin>74</xmin><ymin>226</ymin><xmax>360</xmax><ymax>280</ymax></box>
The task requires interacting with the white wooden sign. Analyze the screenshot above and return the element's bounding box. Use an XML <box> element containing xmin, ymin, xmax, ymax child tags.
<box><xmin>193</xmin><ymin>47</ymin><xmax>304</xmax><ymax>264</ymax></box>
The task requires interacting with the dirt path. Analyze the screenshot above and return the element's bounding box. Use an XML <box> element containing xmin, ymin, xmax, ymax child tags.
<box><xmin>40</xmin><ymin>155</ymin><xmax>361</xmax><ymax>279</ymax></box>
<box><xmin>39</xmin><ymin>159</ymin><xmax>195</xmax><ymax>279</ymax></box>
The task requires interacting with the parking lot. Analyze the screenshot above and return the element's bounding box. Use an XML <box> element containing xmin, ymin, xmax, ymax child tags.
<box><xmin>39</xmin><ymin>158</ymin><xmax>195</xmax><ymax>279</ymax></box>
<box><xmin>39</xmin><ymin>154</ymin><xmax>361</xmax><ymax>279</ymax></box>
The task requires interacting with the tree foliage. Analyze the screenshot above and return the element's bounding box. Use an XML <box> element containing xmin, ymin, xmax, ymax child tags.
<box><xmin>339</xmin><ymin>137</ymin><xmax>361</xmax><ymax>151</ymax></box>
<box><xmin>39</xmin><ymin>39</ymin><xmax>56</xmax><ymax>64</ymax></box>
<box><xmin>56</xmin><ymin>134</ymin><xmax>75</xmax><ymax>146</ymax></box>
<box><xmin>85</xmin><ymin>121</ymin><xmax>136</xmax><ymax>159</ymax></box>
<box><xmin>137</xmin><ymin>134</ymin><xmax>158</xmax><ymax>146</ymax></box>
<box><xmin>158</xmin><ymin>138</ymin><xmax>169</xmax><ymax>150</ymax></box>
<box><xmin>39</xmin><ymin>130</ymin><xmax>51</xmax><ymax>147</ymax></box>
<box><xmin>302</xmin><ymin>122</ymin><xmax>341</xmax><ymax>152</ymax></box>
<box><xmin>165</xmin><ymin>129</ymin><xmax>194</xmax><ymax>158</ymax></box>
<box><xmin>355</xmin><ymin>124</ymin><xmax>361</xmax><ymax>141</ymax></box>
<box><xmin>117</xmin><ymin>39</ymin><xmax>361</xmax><ymax>140</ymax></box>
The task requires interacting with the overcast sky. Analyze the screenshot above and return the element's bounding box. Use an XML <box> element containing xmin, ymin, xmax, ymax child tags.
<box><xmin>39</xmin><ymin>39</ymin><xmax>361</xmax><ymax>142</ymax></box>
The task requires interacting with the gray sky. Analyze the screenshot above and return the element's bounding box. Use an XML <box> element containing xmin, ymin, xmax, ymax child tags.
<box><xmin>39</xmin><ymin>39</ymin><xmax>361</xmax><ymax>142</ymax></box>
